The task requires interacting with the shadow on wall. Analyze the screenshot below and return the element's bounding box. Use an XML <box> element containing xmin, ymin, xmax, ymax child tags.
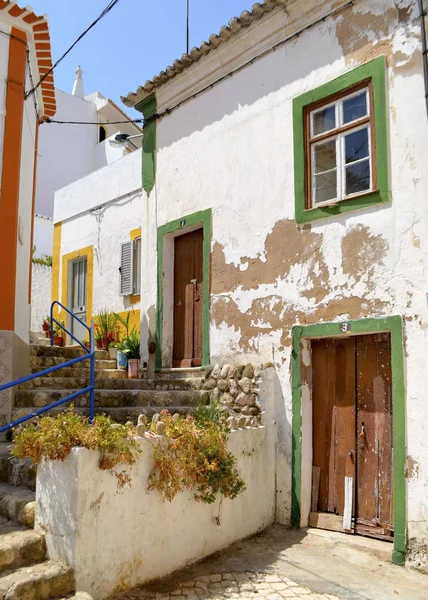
<box><xmin>271</xmin><ymin>366</ymin><xmax>292</xmax><ymax>526</ymax></box>
<box><xmin>158</xmin><ymin>20</ymin><xmax>345</xmax><ymax>150</ymax></box>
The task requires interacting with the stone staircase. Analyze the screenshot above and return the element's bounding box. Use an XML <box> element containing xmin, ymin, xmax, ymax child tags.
<box><xmin>0</xmin><ymin>447</ymin><xmax>75</xmax><ymax>599</ymax></box>
<box><xmin>12</xmin><ymin>345</ymin><xmax>205</xmax><ymax>425</ymax></box>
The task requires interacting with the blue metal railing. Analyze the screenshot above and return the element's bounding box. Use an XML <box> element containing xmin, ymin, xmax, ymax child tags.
<box><xmin>0</xmin><ymin>301</ymin><xmax>95</xmax><ymax>434</ymax></box>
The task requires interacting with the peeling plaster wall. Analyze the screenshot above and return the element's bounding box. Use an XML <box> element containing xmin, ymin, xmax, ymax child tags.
<box><xmin>145</xmin><ymin>0</ymin><xmax>428</xmax><ymax>560</ymax></box>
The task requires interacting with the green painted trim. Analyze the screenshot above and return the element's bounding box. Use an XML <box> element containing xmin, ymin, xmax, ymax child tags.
<box><xmin>156</xmin><ymin>209</ymin><xmax>212</xmax><ymax>370</ymax></box>
<box><xmin>291</xmin><ymin>316</ymin><xmax>406</xmax><ymax>563</ymax></box>
<box><xmin>135</xmin><ymin>94</ymin><xmax>157</xmax><ymax>196</ymax></box>
<box><xmin>293</xmin><ymin>56</ymin><xmax>389</xmax><ymax>224</ymax></box>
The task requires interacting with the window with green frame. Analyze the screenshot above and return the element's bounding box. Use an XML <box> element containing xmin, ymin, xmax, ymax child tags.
<box><xmin>293</xmin><ymin>56</ymin><xmax>389</xmax><ymax>224</ymax></box>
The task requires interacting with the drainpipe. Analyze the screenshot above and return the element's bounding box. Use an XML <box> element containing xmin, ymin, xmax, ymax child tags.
<box><xmin>418</xmin><ymin>0</ymin><xmax>428</xmax><ymax>116</ymax></box>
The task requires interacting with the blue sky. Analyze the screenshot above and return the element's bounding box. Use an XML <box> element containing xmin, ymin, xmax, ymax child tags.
<box><xmin>31</xmin><ymin>0</ymin><xmax>252</xmax><ymax>114</ymax></box>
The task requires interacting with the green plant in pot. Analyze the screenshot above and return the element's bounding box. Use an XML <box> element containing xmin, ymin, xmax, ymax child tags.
<box><xmin>113</xmin><ymin>312</ymin><xmax>131</xmax><ymax>371</ymax></box>
<box><xmin>53</xmin><ymin>321</ymin><xmax>64</xmax><ymax>347</ymax></box>
<box><xmin>122</xmin><ymin>328</ymin><xmax>141</xmax><ymax>379</ymax></box>
<box><xmin>94</xmin><ymin>309</ymin><xmax>117</xmax><ymax>351</ymax></box>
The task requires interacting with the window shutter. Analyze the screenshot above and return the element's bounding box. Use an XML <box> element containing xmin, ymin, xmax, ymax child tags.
<box><xmin>120</xmin><ymin>241</ymin><xmax>133</xmax><ymax>296</ymax></box>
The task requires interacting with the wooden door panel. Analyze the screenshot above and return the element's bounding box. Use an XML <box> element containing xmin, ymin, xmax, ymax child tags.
<box><xmin>356</xmin><ymin>333</ymin><xmax>393</xmax><ymax>532</ymax></box>
<box><xmin>173</xmin><ymin>232</ymin><xmax>195</xmax><ymax>367</ymax></box>
<box><xmin>312</xmin><ymin>338</ymin><xmax>356</xmax><ymax>515</ymax></box>
<box><xmin>312</xmin><ymin>339</ymin><xmax>332</xmax><ymax>512</ymax></box>
<box><xmin>192</xmin><ymin>229</ymin><xmax>203</xmax><ymax>365</ymax></box>
<box><xmin>173</xmin><ymin>229</ymin><xmax>203</xmax><ymax>367</ymax></box>
<box><xmin>332</xmin><ymin>339</ymin><xmax>356</xmax><ymax>516</ymax></box>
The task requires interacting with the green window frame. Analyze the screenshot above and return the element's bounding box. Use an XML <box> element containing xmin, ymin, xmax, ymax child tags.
<box><xmin>293</xmin><ymin>56</ymin><xmax>389</xmax><ymax>224</ymax></box>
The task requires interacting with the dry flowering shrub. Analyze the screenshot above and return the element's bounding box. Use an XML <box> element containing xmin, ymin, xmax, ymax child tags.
<box><xmin>148</xmin><ymin>410</ymin><xmax>246</xmax><ymax>504</ymax></box>
<box><xmin>12</xmin><ymin>409</ymin><xmax>141</xmax><ymax>488</ymax></box>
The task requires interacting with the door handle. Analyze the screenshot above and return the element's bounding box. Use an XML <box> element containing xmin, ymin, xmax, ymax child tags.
<box><xmin>359</xmin><ymin>423</ymin><xmax>365</xmax><ymax>439</ymax></box>
<box><xmin>190</xmin><ymin>279</ymin><xmax>197</xmax><ymax>284</ymax></box>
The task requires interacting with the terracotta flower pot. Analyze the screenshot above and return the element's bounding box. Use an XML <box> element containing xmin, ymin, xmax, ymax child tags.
<box><xmin>96</xmin><ymin>339</ymin><xmax>103</xmax><ymax>350</ymax></box>
<box><xmin>42</xmin><ymin>322</ymin><xmax>49</xmax><ymax>332</ymax></box>
<box><xmin>53</xmin><ymin>335</ymin><xmax>63</xmax><ymax>347</ymax></box>
<box><xmin>128</xmin><ymin>359</ymin><xmax>140</xmax><ymax>379</ymax></box>
<box><xmin>101</xmin><ymin>337</ymin><xmax>110</xmax><ymax>351</ymax></box>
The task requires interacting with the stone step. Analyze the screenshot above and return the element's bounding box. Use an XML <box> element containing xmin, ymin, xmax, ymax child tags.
<box><xmin>154</xmin><ymin>367</ymin><xmax>205</xmax><ymax>380</ymax></box>
<box><xmin>30</xmin><ymin>345</ymin><xmax>109</xmax><ymax>360</ymax></box>
<box><xmin>12</xmin><ymin>406</ymin><xmax>193</xmax><ymax>425</ymax></box>
<box><xmin>0</xmin><ymin>484</ymin><xmax>35</xmax><ymax>527</ymax></box>
<box><xmin>0</xmin><ymin>526</ymin><xmax>46</xmax><ymax>571</ymax></box>
<box><xmin>14</xmin><ymin>389</ymin><xmax>201</xmax><ymax>409</ymax></box>
<box><xmin>30</xmin><ymin>367</ymin><xmax>127</xmax><ymax>379</ymax></box>
<box><xmin>30</xmin><ymin>357</ymin><xmax>117</xmax><ymax>370</ymax></box>
<box><xmin>0</xmin><ymin>560</ymin><xmax>74</xmax><ymax>599</ymax></box>
<box><xmin>0</xmin><ymin>447</ymin><xmax>36</xmax><ymax>491</ymax></box>
<box><xmin>19</xmin><ymin>377</ymin><xmax>201</xmax><ymax>392</ymax></box>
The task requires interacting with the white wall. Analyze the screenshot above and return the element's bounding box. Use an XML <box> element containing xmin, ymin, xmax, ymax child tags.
<box><xmin>33</xmin><ymin>216</ymin><xmax>53</xmax><ymax>258</ymax></box>
<box><xmin>36</xmin><ymin>90</ymin><xmax>98</xmax><ymax>220</ymax></box>
<box><xmin>55</xmin><ymin>150</ymin><xmax>143</xmax><ymax>317</ymax></box>
<box><xmin>139</xmin><ymin>0</ymin><xmax>428</xmax><ymax>554</ymax></box>
<box><xmin>36</xmin><ymin>422</ymin><xmax>275</xmax><ymax>599</ymax></box>
<box><xmin>14</xmin><ymin>69</ymin><xmax>37</xmax><ymax>343</ymax></box>
<box><xmin>31</xmin><ymin>264</ymin><xmax>52</xmax><ymax>332</ymax></box>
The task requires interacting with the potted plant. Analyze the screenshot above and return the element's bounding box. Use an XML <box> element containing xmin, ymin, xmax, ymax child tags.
<box><xmin>94</xmin><ymin>326</ymin><xmax>103</xmax><ymax>350</ymax></box>
<box><xmin>42</xmin><ymin>316</ymin><xmax>50</xmax><ymax>338</ymax></box>
<box><xmin>94</xmin><ymin>309</ymin><xmax>117</xmax><ymax>351</ymax></box>
<box><xmin>122</xmin><ymin>329</ymin><xmax>140</xmax><ymax>379</ymax></box>
<box><xmin>53</xmin><ymin>322</ymin><xmax>64</xmax><ymax>347</ymax></box>
<box><xmin>108</xmin><ymin>341</ymin><xmax>121</xmax><ymax>362</ymax></box>
<box><xmin>113</xmin><ymin>312</ymin><xmax>131</xmax><ymax>372</ymax></box>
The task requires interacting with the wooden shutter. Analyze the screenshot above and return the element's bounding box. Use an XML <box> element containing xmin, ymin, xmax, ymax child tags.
<box><xmin>120</xmin><ymin>241</ymin><xmax>133</xmax><ymax>296</ymax></box>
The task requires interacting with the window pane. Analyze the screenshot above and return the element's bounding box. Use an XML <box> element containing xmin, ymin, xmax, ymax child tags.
<box><xmin>314</xmin><ymin>139</ymin><xmax>336</xmax><ymax>173</ymax></box>
<box><xmin>314</xmin><ymin>171</ymin><xmax>337</xmax><ymax>204</ymax></box>
<box><xmin>345</xmin><ymin>128</ymin><xmax>369</xmax><ymax>164</ymax></box>
<box><xmin>346</xmin><ymin>159</ymin><xmax>371</xmax><ymax>195</ymax></box>
<box><xmin>72</xmin><ymin>263</ymin><xmax>78</xmax><ymax>308</ymax></box>
<box><xmin>343</xmin><ymin>91</ymin><xmax>367</xmax><ymax>124</ymax></box>
<box><xmin>312</xmin><ymin>105</ymin><xmax>336</xmax><ymax>135</ymax></box>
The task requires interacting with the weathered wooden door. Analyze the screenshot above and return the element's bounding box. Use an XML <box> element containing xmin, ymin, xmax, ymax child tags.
<box><xmin>173</xmin><ymin>229</ymin><xmax>203</xmax><ymax>368</ymax></box>
<box><xmin>312</xmin><ymin>334</ymin><xmax>393</xmax><ymax>540</ymax></box>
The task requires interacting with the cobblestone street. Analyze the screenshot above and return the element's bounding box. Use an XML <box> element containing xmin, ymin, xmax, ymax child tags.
<box><xmin>109</xmin><ymin>526</ymin><xmax>428</xmax><ymax>600</ymax></box>
<box><xmin>112</xmin><ymin>571</ymin><xmax>339</xmax><ymax>599</ymax></box>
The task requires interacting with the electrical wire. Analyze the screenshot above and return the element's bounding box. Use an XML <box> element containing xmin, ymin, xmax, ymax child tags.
<box><xmin>44</xmin><ymin>118</ymin><xmax>143</xmax><ymax>125</ymax></box>
<box><xmin>25</xmin><ymin>0</ymin><xmax>122</xmax><ymax>101</ymax></box>
<box><xmin>43</xmin><ymin>0</ymin><xmax>358</xmax><ymax>129</ymax></box>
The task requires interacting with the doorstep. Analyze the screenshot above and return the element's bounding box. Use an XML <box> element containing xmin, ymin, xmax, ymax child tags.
<box><xmin>305</xmin><ymin>526</ymin><xmax>394</xmax><ymax>563</ymax></box>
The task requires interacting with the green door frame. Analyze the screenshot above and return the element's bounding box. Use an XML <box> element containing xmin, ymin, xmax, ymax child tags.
<box><xmin>156</xmin><ymin>209</ymin><xmax>211</xmax><ymax>371</ymax></box>
<box><xmin>291</xmin><ymin>316</ymin><xmax>406</xmax><ymax>565</ymax></box>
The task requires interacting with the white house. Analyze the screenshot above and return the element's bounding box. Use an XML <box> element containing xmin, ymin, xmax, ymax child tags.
<box><xmin>0</xmin><ymin>1</ymin><xmax>56</xmax><ymax>425</ymax></box>
<box><xmin>33</xmin><ymin>66</ymin><xmax>143</xmax><ymax>259</ymax></box>
<box><xmin>53</xmin><ymin>0</ymin><xmax>428</xmax><ymax>571</ymax></box>
<box><xmin>30</xmin><ymin>67</ymin><xmax>143</xmax><ymax>332</ymax></box>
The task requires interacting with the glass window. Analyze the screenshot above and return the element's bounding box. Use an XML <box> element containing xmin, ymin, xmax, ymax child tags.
<box><xmin>306</xmin><ymin>86</ymin><xmax>373</xmax><ymax>207</ymax></box>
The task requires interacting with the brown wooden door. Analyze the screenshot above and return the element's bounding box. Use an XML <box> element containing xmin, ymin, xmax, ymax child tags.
<box><xmin>312</xmin><ymin>334</ymin><xmax>393</xmax><ymax>540</ymax></box>
<box><xmin>312</xmin><ymin>338</ymin><xmax>356</xmax><ymax>516</ymax></box>
<box><xmin>173</xmin><ymin>229</ymin><xmax>203</xmax><ymax>368</ymax></box>
<box><xmin>355</xmin><ymin>333</ymin><xmax>393</xmax><ymax>538</ymax></box>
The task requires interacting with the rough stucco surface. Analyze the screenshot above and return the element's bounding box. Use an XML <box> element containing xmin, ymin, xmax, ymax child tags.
<box><xmin>142</xmin><ymin>0</ymin><xmax>428</xmax><ymax>564</ymax></box>
<box><xmin>30</xmin><ymin>264</ymin><xmax>52</xmax><ymax>332</ymax></box>
<box><xmin>36</xmin><ymin>371</ymin><xmax>276</xmax><ymax>599</ymax></box>
<box><xmin>57</xmin><ymin>0</ymin><xmax>428</xmax><ymax>569</ymax></box>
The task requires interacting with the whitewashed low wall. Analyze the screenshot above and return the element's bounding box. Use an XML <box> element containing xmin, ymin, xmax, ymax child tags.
<box><xmin>36</xmin><ymin>424</ymin><xmax>276</xmax><ymax>599</ymax></box>
<box><xmin>30</xmin><ymin>263</ymin><xmax>52</xmax><ymax>332</ymax></box>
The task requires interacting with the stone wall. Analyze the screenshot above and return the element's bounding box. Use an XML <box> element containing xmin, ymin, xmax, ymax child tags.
<box><xmin>201</xmin><ymin>362</ymin><xmax>267</xmax><ymax>428</ymax></box>
<box><xmin>30</xmin><ymin>264</ymin><xmax>52</xmax><ymax>332</ymax></box>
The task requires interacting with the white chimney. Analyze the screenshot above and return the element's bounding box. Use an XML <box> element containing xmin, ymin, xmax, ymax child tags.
<box><xmin>72</xmin><ymin>65</ymin><xmax>84</xmax><ymax>98</ymax></box>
